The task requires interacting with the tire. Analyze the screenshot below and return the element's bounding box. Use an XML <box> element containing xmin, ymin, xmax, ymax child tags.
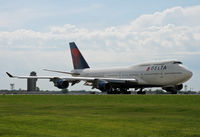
<box><xmin>137</xmin><ymin>91</ymin><xmax>146</xmax><ymax>94</ymax></box>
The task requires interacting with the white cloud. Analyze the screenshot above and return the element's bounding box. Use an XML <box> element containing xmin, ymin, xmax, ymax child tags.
<box><xmin>129</xmin><ymin>5</ymin><xmax>200</xmax><ymax>30</ymax></box>
<box><xmin>1</xmin><ymin>5</ymin><xmax>200</xmax><ymax>90</ymax></box>
<box><xmin>0</xmin><ymin>5</ymin><xmax>199</xmax><ymax>61</ymax></box>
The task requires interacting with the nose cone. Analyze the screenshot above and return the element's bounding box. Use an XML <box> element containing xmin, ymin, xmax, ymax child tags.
<box><xmin>184</xmin><ymin>69</ymin><xmax>193</xmax><ymax>81</ymax></box>
<box><xmin>178</xmin><ymin>65</ymin><xmax>193</xmax><ymax>83</ymax></box>
<box><xmin>186</xmin><ymin>70</ymin><xmax>193</xmax><ymax>79</ymax></box>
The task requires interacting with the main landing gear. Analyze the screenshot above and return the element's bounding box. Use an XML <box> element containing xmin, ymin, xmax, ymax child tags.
<box><xmin>106</xmin><ymin>87</ymin><xmax>146</xmax><ymax>94</ymax></box>
<box><xmin>137</xmin><ymin>88</ymin><xmax>146</xmax><ymax>94</ymax></box>
<box><xmin>107</xmin><ymin>88</ymin><xmax>131</xmax><ymax>94</ymax></box>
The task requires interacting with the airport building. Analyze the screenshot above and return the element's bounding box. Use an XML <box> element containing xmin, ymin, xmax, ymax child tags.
<box><xmin>27</xmin><ymin>71</ymin><xmax>37</xmax><ymax>91</ymax></box>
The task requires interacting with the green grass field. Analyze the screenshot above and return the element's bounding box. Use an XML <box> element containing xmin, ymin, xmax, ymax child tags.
<box><xmin>0</xmin><ymin>95</ymin><xmax>200</xmax><ymax>137</ymax></box>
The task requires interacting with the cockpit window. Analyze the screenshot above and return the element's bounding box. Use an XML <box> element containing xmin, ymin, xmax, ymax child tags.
<box><xmin>173</xmin><ymin>61</ymin><xmax>183</xmax><ymax>64</ymax></box>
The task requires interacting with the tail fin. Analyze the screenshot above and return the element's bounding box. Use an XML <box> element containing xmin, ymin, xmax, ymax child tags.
<box><xmin>69</xmin><ymin>42</ymin><xmax>90</xmax><ymax>69</ymax></box>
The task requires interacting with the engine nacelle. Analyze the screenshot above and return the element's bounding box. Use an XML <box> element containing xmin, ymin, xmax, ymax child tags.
<box><xmin>55</xmin><ymin>79</ymin><xmax>69</xmax><ymax>89</ymax></box>
<box><xmin>96</xmin><ymin>80</ymin><xmax>111</xmax><ymax>92</ymax></box>
<box><xmin>162</xmin><ymin>84</ymin><xmax>183</xmax><ymax>94</ymax></box>
<box><xmin>175</xmin><ymin>84</ymin><xmax>183</xmax><ymax>91</ymax></box>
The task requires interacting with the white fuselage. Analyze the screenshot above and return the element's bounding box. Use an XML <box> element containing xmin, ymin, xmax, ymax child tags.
<box><xmin>72</xmin><ymin>60</ymin><xmax>192</xmax><ymax>87</ymax></box>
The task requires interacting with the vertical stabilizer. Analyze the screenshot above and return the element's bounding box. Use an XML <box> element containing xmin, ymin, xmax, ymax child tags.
<box><xmin>69</xmin><ymin>42</ymin><xmax>90</xmax><ymax>69</ymax></box>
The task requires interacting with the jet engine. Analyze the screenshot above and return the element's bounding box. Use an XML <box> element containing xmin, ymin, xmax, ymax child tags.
<box><xmin>175</xmin><ymin>84</ymin><xmax>183</xmax><ymax>91</ymax></box>
<box><xmin>96</xmin><ymin>80</ymin><xmax>111</xmax><ymax>92</ymax></box>
<box><xmin>162</xmin><ymin>84</ymin><xmax>183</xmax><ymax>94</ymax></box>
<box><xmin>54</xmin><ymin>79</ymin><xmax>69</xmax><ymax>89</ymax></box>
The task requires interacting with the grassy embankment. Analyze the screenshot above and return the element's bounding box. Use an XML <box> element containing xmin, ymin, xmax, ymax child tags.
<box><xmin>0</xmin><ymin>95</ymin><xmax>200</xmax><ymax>137</ymax></box>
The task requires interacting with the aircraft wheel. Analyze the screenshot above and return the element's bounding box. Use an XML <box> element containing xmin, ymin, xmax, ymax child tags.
<box><xmin>137</xmin><ymin>91</ymin><xmax>146</xmax><ymax>94</ymax></box>
<box><xmin>120</xmin><ymin>88</ymin><xmax>130</xmax><ymax>94</ymax></box>
<box><xmin>113</xmin><ymin>89</ymin><xmax>120</xmax><ymax>94</ymax></box>
<box><xmin>123</xmin><ymin>91</ymin><xmax>131</xmax><ymax>94</ymax></box>
<box><xmin>171</xmin><ymin>91</ymin><xmax>177</xmax><ymax>94</ymax></box>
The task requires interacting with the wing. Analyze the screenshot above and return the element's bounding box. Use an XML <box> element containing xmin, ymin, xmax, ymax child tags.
<box><xmin>6</xmin><ymin>72</ymin><xmax>56</xmax><ymax>79</ymax></box>
<box><xmin>6</xmin><ymin>72</ymin><xmax>138</xmax><ymax>90</ymax></box>
<box><xmin>43</xmin><ymin>69</ymin><xmax>80</xmax><ymax>76</ymax></box>
<box><xmin>6</xmin><ymin>72</ymin><xmax>137</xmax><ymax>83</ymax></box>
<box><xmin>6</xmin><ymin>72</ymin><xmax>82</xmax><ymax>83</ymax></box>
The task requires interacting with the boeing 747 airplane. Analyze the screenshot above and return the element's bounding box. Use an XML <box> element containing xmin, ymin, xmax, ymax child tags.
<box><xmin>6</xmin><ymin>42</ymin><xmax>193</xmax><ymax>94</ymax></box>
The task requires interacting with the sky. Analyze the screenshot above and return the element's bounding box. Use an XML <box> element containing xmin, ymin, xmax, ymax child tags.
<box><xmin>1</xmin><ymin>0</ymin><xmax>200</xmax><ymax>91</ymax></box>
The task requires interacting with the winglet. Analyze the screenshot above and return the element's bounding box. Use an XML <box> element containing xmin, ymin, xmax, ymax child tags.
<box><xmin>6</xmin><ymin>72</ymin><xmax>14</xmax><ymax>78</ymax></box>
